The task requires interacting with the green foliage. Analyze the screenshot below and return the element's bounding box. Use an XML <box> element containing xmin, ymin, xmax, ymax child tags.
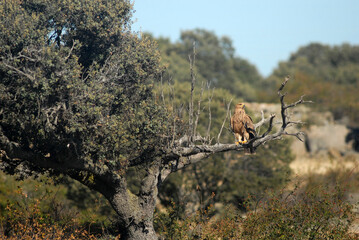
<box><xmin>241</xmin><ymin>184</ymin><xmax>355</xmax><ymax>240</ymax></box>
<box><xmin>164</xmin><ymin>139</ymin><xmax>294</xmax><ymax>213</ymax></box>
<box><xmin>150</xmin><ymin>29</ymin><xmax>264</xmax><ymax>101</ymax></box>
<box><xmin>0</xmin><ymin>181</ymin><xmax>97</xmax><ymax>239</ymax></box>
<box><xmin>0</xmin><ymin>1</ymin><xmax>323</xmax><ymax>237</ymax></box>
<box><xmin>155</xmin><ymin>182</ymin><xmax>357</xmax><ymax>240</ymax></box>
<box><xmin>263</xmin><ymin>43</ymin><xmax>359</xmax><ymax>125</ymax></box>
<box><xmin>154</xmin><ymin>200</ymin><xmax>216</xmax><ymax>240</ymax></box>
<box><xmin>0</xmin><ymin>0</ymin><xmax>132</xmax><ymax>68</ymax></box>
<box><xmin>0</xmin><ymin>171</ymin><xmax>125</xmax><ymax>238</ymax></box>
<box><xmin>0</xmin><ymin>172</ymin><xmax>117</xmax><ymax>229</ymax></box>
<box><xmin>0</xmin><ymin>0</ymin><xmax>168</xmax><ymax>177</ymax></box>
<box><xmin>219</xmin><ymin>139</ymin><xmax>294</xmax><ymax>209</ymax></box>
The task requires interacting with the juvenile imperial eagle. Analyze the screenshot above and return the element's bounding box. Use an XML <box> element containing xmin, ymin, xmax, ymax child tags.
<box><xmin>230</xmin><ymin>103</ymin><xmax>256</xmax><ymax>144</ymax></box>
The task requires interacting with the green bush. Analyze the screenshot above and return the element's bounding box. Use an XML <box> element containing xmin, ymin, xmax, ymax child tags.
<box><xmin>0</xmin><ymin>186</ymin><xmax>98</xmax><ymax>239</ymax></box>
<box><xmin>240</xmin><ymin>184</ymin><xmax>355</xmax><ymax>240</ymax></box>
<box><xmin>155</xmin><ymin>181</ymin><xmax>358</xmax><ymax>240</ymax></box>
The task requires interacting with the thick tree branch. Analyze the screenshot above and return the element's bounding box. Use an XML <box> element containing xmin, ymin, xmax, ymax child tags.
<box><xmin>0</xmin><ymin>125</ymin><xmax>120</xmax><ymax>186</ymax></box>
<box><xmin>1</xmin><ymin>62</ymin><xmax>35</xmax><ymax>81</ymax></box>
<box><xmin>139</xmin><ymin>160</ymin><xmax>162</xmax><ymax>199</ymax></box>
<box><xmin>0</xmin><ymin>129</ymin><xmax>75</xmax><ymax>172</ymax></box>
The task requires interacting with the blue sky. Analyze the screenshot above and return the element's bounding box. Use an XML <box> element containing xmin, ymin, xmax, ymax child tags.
<box><xmin>132</xmin><ymin>0</ymin><xmax>359</xmax><ymax>77</ymax></box>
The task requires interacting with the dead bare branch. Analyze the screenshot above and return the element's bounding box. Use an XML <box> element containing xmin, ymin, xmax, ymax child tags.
<box><xmin>161</xmin><ymin>75</ymin><xmax>311</xmax><ymax>179</ymax></box>
<box><xmin>65</xmin><ymin>40</ymin><xmax>77</xmax><ymax>62</ymax></box>
<box><xmin>206</xmin><ymin>83</ymin><xmax>214</xmax><ymax>143</ymax></box>
<box><xmin>278</xmin><ymin>75</ymin><xmax>290</xmax><ymax>93</ymax></box>
<box><xmin>193</xmin><ymin>81</ymin><xmax>205</xmax><ymax>138</ymax></box>
<box><xmin>254</xmin><ymin>110</ymin><xmax>276</xmax><ymax>133</ymax></box>
<box><xmin>169</xmin><ymin>80</ymin><xmax>176</xmax><ymax>147</ymax></box>
<box><xmin>188</xmin><ymin>42</ymin><xmax>196</xmax><ymax>141</ymax></box>
<box><xmin>261</xmin><ymin>114</ymin><xmax>276</xmax><ymax>138</ymax></box>
<box><xmin>283</xmin><ymin>131</ymin><xmax>305</xmax><ymax>142</ymax></box>
<box><xmin>278</xmin><ymin>77</ymin><xmax>312</xmax><ymax>130</ymax></box>
<box><xmin>285</xmin><ymin>95</ymin><xmax>314</xmax><ymax>109</ymax></box>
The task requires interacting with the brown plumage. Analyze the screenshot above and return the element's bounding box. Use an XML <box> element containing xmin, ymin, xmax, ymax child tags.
<box><xmin>230</xmin><ymin>103</ymin><xmax>256</xmax><ymax>144</ymax></box>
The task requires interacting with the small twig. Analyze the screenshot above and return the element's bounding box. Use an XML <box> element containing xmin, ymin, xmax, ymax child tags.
<box><xmin>285</xmin><ymin>95</ymin><xmax>314</xmax><ymax>110</ymax></box>
<box><xmin>13</xmin><ymin>53</ymin><xmax>38</xmax><ymax>62</ymax></box>
<box><xmin>287</xmin><ymin>120</ymin><xmax>305</xmax><ymax>126</ymax></box>
<box><xmin>254</xmin><ymin>110</ymin><xmax>267</xmax><ymax>132</ymax></box>
<box><xmin>217</xmin><ymin>99</ymin><xmax>232</xmax><ymax>144</ymax></box>
<box><xmin>278</xmin><ymin>75</ymin><xmax>290</xmax><ymax>93</ymax></box>
<box><xmin>65</xmin><ymin>40</ymin><xmax>76</xmax><ymax>62</ymax></box>
<box><xmin>160</xmin><ymin>73</ymin><xmax>166</xmax><ymax>106</ymax></box>
<box><xmin>169</xmin><ymin>81</ymin><xmax>176</xmax><ymax>147</ymax></box>
<box><xmin>283</xmin><ymin>131</ymin><xmax>305</xmax><ymax>142</ymax></box>
<box><xmin>206</xmin><ymin>82</ymin><xmax>214</xmax><ymax>143</ymax></box>
<box><xmin>188</xmin><ymin>42</ymin><xmax>196</xmax><ymax>141</ymax></box>
<box><xmin>193</xmin><ymin>81</ymin><xmax>205</xmax><ymax>138</ymax></box>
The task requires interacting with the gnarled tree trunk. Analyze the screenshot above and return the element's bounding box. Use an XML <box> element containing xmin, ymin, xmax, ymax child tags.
<box><xmin>101</xmin><ymin>164</ymin><xmax>160</xmax><ymax>240</ymax></box>
<box><xmin>102</xmin><ymin>187</ymin><xmax>158</xmax><ymax>239</ymax></box>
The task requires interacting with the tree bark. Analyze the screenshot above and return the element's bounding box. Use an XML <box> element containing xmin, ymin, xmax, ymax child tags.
<box><xmin>103</xmin><ymin>187</ymin><xmax>158</xmax><ymax>240</ymax></box>
<box><xmin>100</xmin><ymin>163</ymin><xmax>161</xmax><ymax>240</ymax></box>
<box><xmin>126</xmin><ymin>223</ymin><xmax>157</xmax><ymax>240</ymax></box>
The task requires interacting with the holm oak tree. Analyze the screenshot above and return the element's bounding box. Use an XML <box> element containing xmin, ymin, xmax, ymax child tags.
<box><xmin>0</xmin><ymin>1</ymin><xmax>309</xmax><ymax>239</ymax></box>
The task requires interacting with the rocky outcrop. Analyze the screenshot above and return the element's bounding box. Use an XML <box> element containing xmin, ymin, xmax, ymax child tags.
<box><xmin>246</xmin><ymin>103</ymin><xmax>357</xmax><ymax>157</ymax></box>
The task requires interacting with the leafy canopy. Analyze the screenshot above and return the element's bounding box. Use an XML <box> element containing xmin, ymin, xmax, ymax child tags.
<box><xmin>0</xmin><ymin>0</ymin><xmax>168</xmax><ymax>178</ymax></box>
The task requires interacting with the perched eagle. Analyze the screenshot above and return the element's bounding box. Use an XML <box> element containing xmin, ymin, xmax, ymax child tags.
<box><xmin>230</xmin><ymin>103</ymin><xmax>256</xmax><ymax>145</ymax></box>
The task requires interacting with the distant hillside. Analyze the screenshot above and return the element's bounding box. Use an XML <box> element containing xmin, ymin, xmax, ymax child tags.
<box><xmin>153</xmin><ymin>30</ymin><xmax>359</xmax><ymax>127</ymax></box>
<box><xmin>264</xmin><ymin>43</ymin><xmax>359</xmax><ymax>126</ymax></box>
<box><xmin>150</xmin><ymin>29</ymin><xmax>264</xmax><ymax>102</ymax></box>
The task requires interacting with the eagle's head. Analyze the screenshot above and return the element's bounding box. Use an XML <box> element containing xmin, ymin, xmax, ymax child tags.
<box><xmin>235</xmin><ymin>103</ymin><xmax>245</xmax><ymax>109</ymax></box>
